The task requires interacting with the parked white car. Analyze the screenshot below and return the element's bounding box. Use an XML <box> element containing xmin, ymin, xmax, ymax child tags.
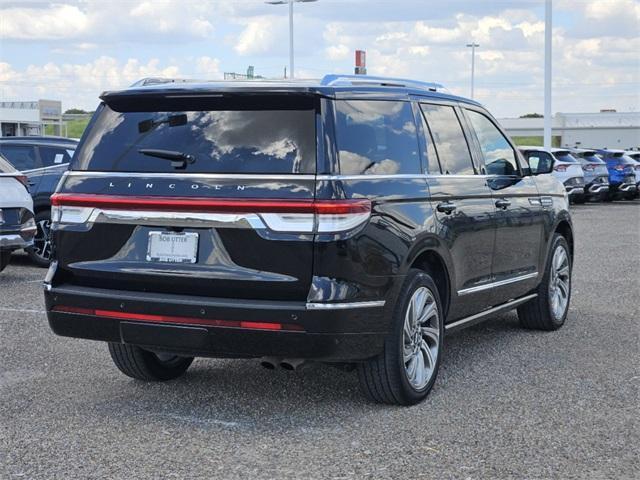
<box><xmin>0</xmin><ymin>154</ymin><xmax>36</xmax><ymax>272</ymax></box>
<box><xmin>518</xmin><ymin>146</ymin><xmax>586</xmax><ymax>202</ymax></box>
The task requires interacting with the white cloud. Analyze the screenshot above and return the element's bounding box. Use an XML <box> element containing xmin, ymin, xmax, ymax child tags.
<box><xmin>0</xmin><ymin>4</ymin><xmax>89</xmax><ymax>40</ymax></box>
<box><xmin>234</xmin><ymin>17</ymin><xmax>279</xmax><ymax>56</ymax></box>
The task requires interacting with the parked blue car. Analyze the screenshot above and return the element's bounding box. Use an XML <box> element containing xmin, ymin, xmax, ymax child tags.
<box><xmin>596</xmin><ymin>149</ymin><xmax>637</xmax><ymax>200</ymax></box>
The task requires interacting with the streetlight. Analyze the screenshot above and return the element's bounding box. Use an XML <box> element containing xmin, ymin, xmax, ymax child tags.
<box><xmin>466</xmin><ymin>42</ymin><xmax>480</xmax><ymax>99</ymax></box>
<box><xmin>266</xmin><ymin>0</ymin><xmax>318</xmax><ymax>79</ymax></box>
<box><xmin>544</xmin><ymin>0</ymin><xmax>552</xmax><ymax>148</ymax></box>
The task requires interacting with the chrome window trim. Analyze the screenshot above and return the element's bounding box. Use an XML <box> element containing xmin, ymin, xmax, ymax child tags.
<box><xmin>64</xmin><ymin>171</ymin><xmax>317</xmax><ymax>181</ymax></box>
<box><xmin>64</xmin><ymin>171</ymin><xmax>507</xmax><ymax>181</ymax></box>
<box><xmin>305</xmin><ymin>300</ymin><xmax>385</xmax><ymax>310</ymax></box>
<box><xmin>457</xmin><ymin>272</ymin><xmax>538</xmax><ymax>296</ymax></box>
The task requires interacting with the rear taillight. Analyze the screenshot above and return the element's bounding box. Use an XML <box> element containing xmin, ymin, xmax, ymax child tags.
<box><xmin>50</xmin><ymin>194</ymin><xmax>372</xmax><ymax>233</ymax></box>
<box><xmin>582</xmin><ymin>164</ymin><xmax>597</xmax><ymax>171</ymax></box>
<box><xmin>13</xmin><ymin>175</ymin><xmax>29</xmax><ymax>188</ymax></box>
<box><xmin>554</xmin><ymin>164</ymin><xmax>568</xmax><ymax>172</ymax></box>
<box><xmin>613</xmin><ymin>164</ymin><xmax>624</xmax><ymax>171</ymax></box>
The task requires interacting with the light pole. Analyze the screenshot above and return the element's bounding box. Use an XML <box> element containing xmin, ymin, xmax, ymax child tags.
<box><xmin>466</xmin><ymin>42</ymin><xmax>480</xmax><ymax>99</ymax></box>
<box><xmin>266</xmin><ymin>0</ymin><xmax>318</xmax><ymax>79</ymax></box>
<box><xmin>544</xmin><ymin>0</ymin><xmax>552</xmax><ymax>148</ymax></box>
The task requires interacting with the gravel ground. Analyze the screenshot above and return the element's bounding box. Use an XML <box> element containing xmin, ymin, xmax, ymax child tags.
<box><xmin>1</xmin><ymin>201</ymin><xmax>638</xmax><ymax>480</ymax></box>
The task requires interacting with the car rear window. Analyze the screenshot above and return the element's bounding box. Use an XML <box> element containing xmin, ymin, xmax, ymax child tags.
<box><xmin>0</xmin><ymin>154</ymin><xmax>17</xmax><ymax>173</ymax></box>
<box><xmin>73</xmin><ymin>97</ymin><xmax>317</xmax><ymax>174</ymax></box>
<box><xmin>554</xmin><ymin>152</ymin><xmax>578</xmax><ymax>163</ymax></box>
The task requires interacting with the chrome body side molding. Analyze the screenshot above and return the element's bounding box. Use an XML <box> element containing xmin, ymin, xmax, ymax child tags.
<box><xmin>445</xmin><ymin>293</ymin><xmax>537</xmax><ymax>333</ymax></box>
<box><xmin>457</xmin><ymin>272</ymin><xmax>538</xmax><ymax>296</ymax></box>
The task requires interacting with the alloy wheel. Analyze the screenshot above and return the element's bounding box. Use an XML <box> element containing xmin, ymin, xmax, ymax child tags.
<box><xmin>548</xmin><ymin>245</ymin><xmax>570</xmax><ymax>320</ymax></box>
<box><xmin>33</xmin><ymin>218</ymin><xmax>52</xmax><ymax>261</ymax></box>
<box><xmin>402</xmin><ymin>287</ymin><xmax>440</xmax><ymax>390</ymax></box>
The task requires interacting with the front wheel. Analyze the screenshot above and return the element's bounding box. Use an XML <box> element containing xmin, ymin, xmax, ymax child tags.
<box><xmin>518</xmin><ymin>234</ymin><xmax>572</xmax><ymax>330</ymax></box>
<box><xmin>358</xmin><ymin>269</ymin><xmax>444</xmax><ymax>405</ymax></box>
<box><xmin>108</xmin><ymin>343</ymin><xmax>194</xmax><ymax>381</ymax></box>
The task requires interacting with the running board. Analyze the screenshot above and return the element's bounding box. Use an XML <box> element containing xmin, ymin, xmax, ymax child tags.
<box><xmin>445</xmin><ymin>293</ymin><xmax>537</xmax><ymax>333</ymax></box>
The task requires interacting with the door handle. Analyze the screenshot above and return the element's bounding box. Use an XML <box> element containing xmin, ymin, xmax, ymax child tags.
<box><xmin>436</xmin><ymin>201</ymin><xmax>457</xmax><ymax>215</ymax></box>
<box><xmin>495</xmin><ymin>198</ymin><xmax>511</xmax><ymax>209</ymax></box>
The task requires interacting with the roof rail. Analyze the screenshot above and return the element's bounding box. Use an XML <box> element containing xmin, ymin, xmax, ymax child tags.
<box><xmin>320</xmin><ymin>74</ymin><xmax>447</xmax><ymax>93</ymax></box>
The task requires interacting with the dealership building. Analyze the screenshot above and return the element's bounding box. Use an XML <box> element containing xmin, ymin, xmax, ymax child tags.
<box><xmin>0</xmin><ymin>99</ymin><xmax>65</xmax><ymax>137</ymax></box>
<box><xmin>499</xmin><ymin>111</ymin><xmax>640</xmax><ymax>150</ymax></box>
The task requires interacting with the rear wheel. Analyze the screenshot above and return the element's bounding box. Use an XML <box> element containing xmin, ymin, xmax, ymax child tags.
<box><xmin>0</xmin><ymin>251</ymin><xmax>10</xmax><ymax>272</ymax></box>
<box><xmin>26</xmin><ymin>211</ymin><xmax>52</xmax><ymax>267</ymax></box>
<box><xmin>517</xmin><ymin>234</ymin><xmax>571</xmax><ymax>331</ymax></box>
<box><xmin>358</xmin><ymin>269</ymin><xmax>444</xmax><ymax>405</ymax></box>
<box><xmin>108</xmin><ymin>343</ymin><xmax>194</xmax><ymax>381</ymax></box>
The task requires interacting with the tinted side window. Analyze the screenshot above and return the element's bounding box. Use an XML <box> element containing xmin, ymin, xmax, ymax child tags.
<box><xmin>466</xmin><ymin>110</ymin><xmax>519</xmax><ymax>176</ymax></box>
<box><xmin>0</xmin><ymin>145</ymin><xmax>38</xmax><ymax>171</ymax></box>
<box><xmin>39</xmin><ymin>146</ymin><xmax>74</xmax><ymax>167</ymax></box>
<box><xmin>420</xmin><ymin>104</ymin><xmax>474</xmax><ymax>175</ymax></box>
<box><xmin>526</xmin><ymin>151</ymin><xmax>553</xmax><ymax>174</ymax></box>
<box><xmin>334</xmin><ymin>100</ymin><xmax>420</xmax><ymax>175</ymax></box>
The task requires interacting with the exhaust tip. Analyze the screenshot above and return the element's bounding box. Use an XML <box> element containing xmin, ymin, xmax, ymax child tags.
<box><xmin>260</xmin><ymin>358</ymin><xmax>277</xmax><ymax>370</ymax></box>
<box><xmin>280</xmin><ymin>362</ymin><xmax>295</xmax><ymax>371</ymax></box>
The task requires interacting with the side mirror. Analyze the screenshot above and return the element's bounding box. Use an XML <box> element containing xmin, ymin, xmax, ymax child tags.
<box><xmin>527</xmin><ymin>155</ymin><xmax>554</xmax><ymax>175</ymax></box>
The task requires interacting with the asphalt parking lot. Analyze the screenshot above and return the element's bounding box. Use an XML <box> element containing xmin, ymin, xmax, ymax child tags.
<box><xmin>1</xmin><ymin>201</ymin><xmax>638</xmax><ymax>480</ymax></box>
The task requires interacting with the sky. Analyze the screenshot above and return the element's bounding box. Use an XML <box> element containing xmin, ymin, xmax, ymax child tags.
<box><xmin>0</xmin><ymin>0</ymin><xmax>638</xmax><ymax>117</ymax></box>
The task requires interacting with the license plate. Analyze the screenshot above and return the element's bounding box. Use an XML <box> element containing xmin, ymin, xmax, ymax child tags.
<box><xmin>146</xmin><ymin>231</ymin><xmax>198</xmax><ymax>263</ymax></box>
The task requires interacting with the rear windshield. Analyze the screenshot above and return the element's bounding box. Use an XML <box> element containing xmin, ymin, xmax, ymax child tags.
<box><xmin>0</xmin><ymin>154</ymin><xmax>16</xmax><ymax>173</ymax></box>
<box><xmin>554</xmin><ymin>152</ymin><xmax>578</xmax><ymax>163</ymax></box>
<box><xmin>73</xmin><ymin>98</ymin><xmax>317</xmax><ymax>174</ymax></box>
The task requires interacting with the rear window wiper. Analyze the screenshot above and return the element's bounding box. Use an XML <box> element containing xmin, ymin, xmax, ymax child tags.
<box><xmin>138</xmin><ymin>149</ymin><xmax>196</xmax><ymax>169</ymax></box>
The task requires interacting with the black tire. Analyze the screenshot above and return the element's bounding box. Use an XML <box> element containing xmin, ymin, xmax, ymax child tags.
<box><xmin>517</xmin><ymin>234</ymin><xmax>572</xmax><ymax>331</ymax></box>
<box><xmin>0</xmin><ymin>251</ymin><xmax>10</xmax><ymax>273</ymax></box>
<box><xmin>26</xmin><ymin>210</ymin><xmax>52</xmax><ymax>267</ymax></box>
<box><xmin>358</xmin><ymin>269</ymin><xmax>444</xmax><ymax>405</ymax></box>
<box><xmin>108</xmin><ymin>343</ymin><xmax>194</xmax><ymax>381</ymax></box>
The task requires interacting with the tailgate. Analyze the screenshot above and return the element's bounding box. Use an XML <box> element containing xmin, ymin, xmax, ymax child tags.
<box><xmin>50</xmin><ymin>93</ymin><xmax>321</xmax><ymax>301</ymax></box>
<box><xmin>52</xmin><ymin>175</ymin><xmax>317</xmax><ymax>300</ymax></box>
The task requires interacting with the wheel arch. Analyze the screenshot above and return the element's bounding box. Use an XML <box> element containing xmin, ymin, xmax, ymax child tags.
<box><xmin>407</xmin><ymin>247</ymin><xmax>451</xmax><ymax>319</ymax></box>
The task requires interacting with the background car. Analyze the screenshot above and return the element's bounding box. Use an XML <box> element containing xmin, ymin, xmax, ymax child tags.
<box><xmin>596</xmin><ymin>149</ymin><xmax>637</xmax><ymax>200</ymax></box>
<box><xmin>569</xmin><ymin>148</ymin><xmax>610</xmax><ymax>201</ymax></box>
<box><xmin>0</xmin><ymin>136</ymin><xmax>78</xmax><ymax>266</ymax></box>
<box><xmin>518</xmin><ymin>146</ymin><xmax>585</xmax><ymax>202</ymax></box>
<box><xmin>623</xmin><ymin>150</ymin><xmax>640</xmax><ymax>196</ymax></box>
<box><xmin>0</xmin><ymin>154</ymin><xmax>36</xmax><ymax>272</ymax></box>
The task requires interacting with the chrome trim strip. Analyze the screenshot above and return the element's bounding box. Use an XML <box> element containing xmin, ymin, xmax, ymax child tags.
<box><xmin>65</xmin><ymin>171</ymin><xmax>508</xmax><ymax>182</ymax></box>
<box><xmin>317</xmin><ymin>174</ymin><xmax>429</xmax><ymax>181</ymax></box>
<box><xmin>65</xmin><ymin>171</ymin><xmax>317</xmax><ymax>181</ymax></box>
<box><xmin>305</xmin><ymin>300</ymin><xmax>385</xmax><ymax>310</ymax></box>
<box><xmin>445</xmin><ymin>294</ymin><xmax>538</xmax><ymax>332</ymax></box>
<box><xmin>457</xmin><ymin>272</ymin><xmax>538</xmax><ymax>296</ymax></box>
<box><xmin>23</xmin><ymin>164</ymin><xmax>70</xmax><ymax>174</ymax></box>
<box><xmin>82</xmin><ymin>208</ymin><xmax>266</xmax><ymax>229</ymax></box>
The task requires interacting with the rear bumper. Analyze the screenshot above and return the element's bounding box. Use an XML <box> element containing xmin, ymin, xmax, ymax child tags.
<box><xmin>0</xmin><ymin>233</ymin><xmax>33</xmax><ymax>251</ymax></box>
<box><xmin>566</xmin><ymin>187</ymin><xmax>585</xmax><ymax>196</ymax></box>
<box><xmin>586</xmin><ymin>183</ymin><xmax>609</xmax><ymax>194</ymax></box>
<box><xmin>44</xmin><ymin>284</ymin><xmax>389</xmax><ymax>361</ymax></box>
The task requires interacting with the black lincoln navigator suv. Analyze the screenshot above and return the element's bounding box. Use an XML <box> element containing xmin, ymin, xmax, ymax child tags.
<box><xmin>45</xmin><ymin>75</ymin><xmax>573</xmax><ymax>405</ymax></box>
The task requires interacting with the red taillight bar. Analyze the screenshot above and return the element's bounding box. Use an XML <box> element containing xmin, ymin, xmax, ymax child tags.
<box><xmin>51</xmin><ymin>193</ymin><xmax>370</xmax><ymax>215</ymax></box>
<box><xmin>52</xmin><ymin>305</ymin><xmax>304</xmax><ymax>332</ymax></box>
